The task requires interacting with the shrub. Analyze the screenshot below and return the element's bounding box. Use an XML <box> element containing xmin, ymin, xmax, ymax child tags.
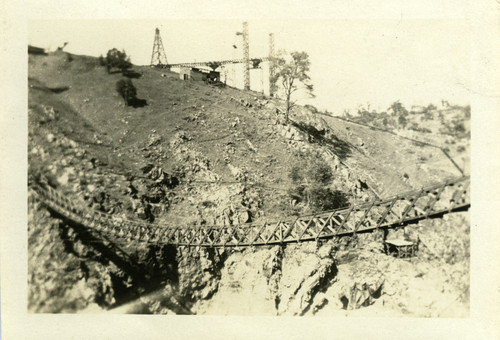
<box><xmin>309</xmin><ymin>186</ymin><xmax>348</xmax><ymax>211</ymax></box>
<box><xmin>408</xmin><ymin>123</ymin><xmax>432</xmax><ymax>133</ymax></box>
<box><xmin>304</xmin><ymin>104</ymin><xmax>319</xmax><ymax>114</ymax></box>
<box><xmin>398</xmin><ymin>115</ymin><xmax>408</xmax><ymax>128</ymax></box>
<box><xmin>408</xmin><ymin>122</ymin><xmax>420</xmax><ymax>131</ymax></box>
<box><xmin>288</xmin><ymin>153</ymin><xmax>347</xmax><ymax>212</ymax></box>
<box><xmin>289</xmin><ymin>156</ymin><xmax>332</xmax><ymax>186</ymax></box>
<box><xmin>388</xmin><ymin>101</ymin><xmax>408</xmax><ymax>117</ymax></box>
<box><xmin>425</xmin><ymin>103</ymin><xmax>437</xmax><ymax>112</ymax></box>
<box><xmin>453</xmin><ymin>121</ymin><xmax>466</xmax><ymax>134</ymax></box>
<box><xmin>463</xmin><ymin>105</ymin><xmax>471</xmax><ymax>119</ymax></box>
<box><xmin>106</xmin><ymin>48</ymin><xmax>132</xmax><ymax>73</ymax></box>
<box><xmin>116</xmin><ymin>78</ymin><xmax>137</xmax><ymax>106</ymax></box>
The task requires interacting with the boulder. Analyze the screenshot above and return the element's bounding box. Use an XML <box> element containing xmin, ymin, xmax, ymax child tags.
<box><xmin>147</xmin><ymin>133</ymin><xmax>162</xmax><ymax>147</ymax></box>
<box><xmin>46</xmin><ymin>133</ymin><xmax>56</xmax><ymax>143</ymax></box>
<box><xmin>227</xmin><ymin>164</ymin><xmax>246</xmax><ymax>182</ymax></box>
<box><xmin>278</xmin><ymin>253</ymin><xmax>337</xmax><ymax>315</ymax></box>
<box><xmin>39</xmin><ymin>105</ymin><xmax>58</xmax><ymax>123</ymax></box>
<box><xmin>280</xmin><ymin>125</ymin><xmax>307</xmax><ymax>142</ymax></box>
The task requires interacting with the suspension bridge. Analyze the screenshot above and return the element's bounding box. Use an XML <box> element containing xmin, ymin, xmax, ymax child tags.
<box><xmin>30</xmin><ymin>176</ymin><xmax>470</xmax><ymax>249</ymax></box>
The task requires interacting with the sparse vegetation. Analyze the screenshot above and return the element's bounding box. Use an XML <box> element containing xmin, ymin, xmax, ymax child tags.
<box><xmin>343</xmin><ymin>100</ymin><xmax>470</xmax><ymax>146</ymax></box>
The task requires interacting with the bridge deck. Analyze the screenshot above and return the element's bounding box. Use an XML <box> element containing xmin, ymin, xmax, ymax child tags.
<box><xmin>156</xmin><ymin>57</ymin><xmax>270</xmax><ymax>70</ymax></box>
<box><xmin>31</xmin><ymin>176</ymin><xmax>470</xmax><ymax>248</ymax></box>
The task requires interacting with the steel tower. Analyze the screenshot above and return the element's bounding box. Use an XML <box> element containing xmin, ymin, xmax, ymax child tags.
<box><xmin>236</xmin><ymin>22</ymin><xmax>250</xmax><ymax>90</ymax></box>
<box><xmin>151</xmin><ymin>28</ymin><xmax>168</xmax><ymax>66</ymax></box>
<box><xmin>268</xmin><ymin>33</ymin><xmax>277</xmax><ymax>97</ymax></box>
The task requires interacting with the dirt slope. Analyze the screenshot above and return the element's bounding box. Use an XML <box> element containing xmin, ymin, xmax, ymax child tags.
<box><xmin>317</xmin><ymin>115</ymin><xmax>463</xmax><ymax>197</ymax></box>
<box><xmin>29</xmin><ymin>52</ymin><xmax>464</xmax><ymax>202</ymax></box>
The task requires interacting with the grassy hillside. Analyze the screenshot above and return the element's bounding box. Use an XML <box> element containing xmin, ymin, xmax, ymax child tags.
<box><xmin>29</xmin><ymin>51</ymin><xmax>468</xmax><ymax>221</ymax></box>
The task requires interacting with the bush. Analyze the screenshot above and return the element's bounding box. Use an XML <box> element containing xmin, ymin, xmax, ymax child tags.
<box><xmin>309</xmin><ymin>186</ymin><xmax>348</xmax><ymax>211</ymax></box>
<box><xmin>463</xmin><ymin>105</ymin><xmax>471</xmax><ymax>119</ymax></box>
<box><xmin>408</xmin><ymin>123</ymin><xmax>432</xmax><ymax>133</ymax></box>
<box><xmin>288</xmin><ymin>153</ymin><xmax>347</xmax><ymax>212</ymax></box>
<box><xmin>452</xmin><ymin>121</ymin><xmax>466</xmax><ymax>134</ymax></box>
<box><xmin>116</xmin><ymin>78</ymin><xmax>137</xmax><ymax>106</ymax></box>
<box><xmin>289</xmin><ymin>156</ymin><xmax>332</xmax><ymax>186</ymax></box>
<box><xmin>304</xmin><ymin>104</ymin><xmax>319</xmax><ymax>114</ymax></box>
<box><xmin>288</xmin><ymin>185</ymin><xmax>347</xmax><ymax>211</ymax></box>
<box><xmin>106</xmin><ymin>48</ymin><xmax>132</xmax><ymax>73</ymax></box>
<box><xmin>425</xmin><ymin>103</ymin><xmax>437</xmax><ymax>113</ymax></box>
<box><xmin>388</xmin><ymin>101</ymin><xmax>408</xmax><ymax>117</ymax></box>
<box><xmin>398</xmin><ymin>115</ymin><xmax>408</xmax><ymax>128</ymax></box>
<box><xmin>408</xmin><ymin>122</ymin><xmax>420</xmax><ymax>131</ymax></box>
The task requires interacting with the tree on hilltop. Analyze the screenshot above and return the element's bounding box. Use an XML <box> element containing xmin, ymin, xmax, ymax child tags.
<box><xmin>106</xmin><ymin>48</ymin><xmax>132</xmax><ymax>74</ymax></box>
<box><xmin>272</xmin><ymin>51</ymin><xmax>315</xmax><ymax>124</ymax></box>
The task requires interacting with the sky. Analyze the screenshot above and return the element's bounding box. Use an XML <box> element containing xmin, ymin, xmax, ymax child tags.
<box><xmin>28</xmin><ymin>17</ymin><xmax>471</xmax><ymax>115</ymax></box>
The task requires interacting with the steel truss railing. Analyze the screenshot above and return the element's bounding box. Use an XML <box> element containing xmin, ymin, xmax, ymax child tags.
<box><xmin>31</xmin><ymin>176</ymin><xmax>470</xmax><ymax>248</ymax></box>
<box><xmin>156</xmin><ymin>57</ymin><xmax>270</xmax><ymax>70</ymax></box>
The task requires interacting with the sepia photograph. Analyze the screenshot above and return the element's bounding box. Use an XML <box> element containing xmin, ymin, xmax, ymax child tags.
<box><xmin>26</xmin><ymin>17</ymin><xmax>471</xmax><ymax>316</ymax></box>
<box><xmin>2</xmin><ymin>0</ymin><xmax>500</xmax><ymax>338</ymax></box>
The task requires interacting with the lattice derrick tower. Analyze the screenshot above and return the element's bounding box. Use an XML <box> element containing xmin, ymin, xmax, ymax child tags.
<box><xmin>236</xmin><ymin>21</ymin><xmax>250</xmax><ymax>90</ymax></box>
<box><xmin>268</xmin><ymin>33</ymin><xmax>277</xmax><ymax>97</ymax></box>
<box><xmin>151</xmin><ymin>28</ymin><xmax>168</xmax><ymax>66</ymax></box>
